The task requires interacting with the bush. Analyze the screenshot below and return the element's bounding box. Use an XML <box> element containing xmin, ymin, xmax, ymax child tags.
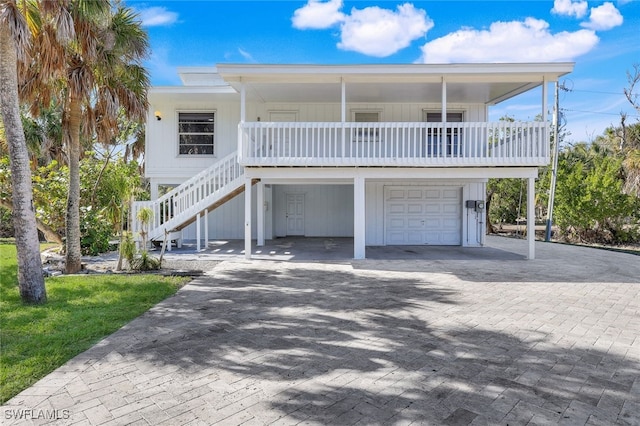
<box><xmin>0</xmin><ymin>155</ymin><xmax>146</xmax><ymax>255</ymax></box>
<box><xmin>130</xmin><ymin>251</ymin><xmax>161</xmax><ymax>271</ymax></box>
<box><xmin>555</xmin><ymin>151</ymin><xmax>640</xmax><ymax>244</ymax></box>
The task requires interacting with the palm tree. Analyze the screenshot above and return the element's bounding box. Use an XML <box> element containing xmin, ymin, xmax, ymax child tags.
<box><xmin>0</xmin><ymin>0</ymin><xmax>47</xmax><ymax>303</ymax></box>
<box><xmin>21</xmin><ymin>1</ymin><xmax>149</xmax><ymax>273</ymax></box>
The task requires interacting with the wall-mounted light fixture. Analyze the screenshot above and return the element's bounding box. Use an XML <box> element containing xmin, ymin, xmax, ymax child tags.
<box><xmin>154</xmin><ymin>111</ymin><xmax>162</xmax><ymax>121</ymax></box>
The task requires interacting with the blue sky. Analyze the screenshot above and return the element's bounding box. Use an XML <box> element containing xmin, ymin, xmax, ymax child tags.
<box><xmin>127</xmin><ymin>0</ymin><xmax>640</xmax><ymax>144</ymax></box>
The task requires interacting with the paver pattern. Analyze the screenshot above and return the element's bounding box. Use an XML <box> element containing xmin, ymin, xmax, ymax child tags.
<box><xmin>3</xmin><ymin>238</ymin><xmax>640</xmax><ymax>425</ymax></box>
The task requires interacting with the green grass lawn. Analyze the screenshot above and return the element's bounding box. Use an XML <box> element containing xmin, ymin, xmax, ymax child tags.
<box><xmin>0</xmin><ymin>242</ymin><xmax>190</xmax><ymax>404</ymax></box>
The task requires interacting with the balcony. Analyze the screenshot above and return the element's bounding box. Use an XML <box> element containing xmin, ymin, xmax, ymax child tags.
<box><xmin>238</xmin><ymin>121</ymin><xmax>549</xmax><ymax>167</ymax></box>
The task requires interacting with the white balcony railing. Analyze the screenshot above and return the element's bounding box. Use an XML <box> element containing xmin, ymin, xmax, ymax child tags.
<box><xmin>239</xmin><ymin>121</ymin><xmax>549</xmax><ymax>167</ymax></box>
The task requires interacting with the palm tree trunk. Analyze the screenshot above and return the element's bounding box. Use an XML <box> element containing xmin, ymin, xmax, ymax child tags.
<box><xmin>64</xmin><ymin>97</ymin><xmax>82</xmax><ymax>274</ymax></box>
<box><xmin>0</xmin><ymin>25</ymin><xmax>47</xmax><ymax>304</ymax></box>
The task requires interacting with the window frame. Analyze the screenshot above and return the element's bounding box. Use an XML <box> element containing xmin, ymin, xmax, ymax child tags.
<box><xmin>423</xmin><ymin>111</ymin><xmax>465</xmax><ymax>156</ymax></box>
<box><xmin>351</xmin><ymin>110</ymin><xmax>382</xmax><ymax>142</ymax></box>
<box><xmin>177</xmin><ymin>111</ymin><xmax>216</xmax><ymax>156</ymax></box>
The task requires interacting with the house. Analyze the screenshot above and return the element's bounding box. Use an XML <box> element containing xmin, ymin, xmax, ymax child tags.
<box><xmin>135</xmin><ymin>62</ymin><xmax>574</xmax><ymax>260</ymax></box>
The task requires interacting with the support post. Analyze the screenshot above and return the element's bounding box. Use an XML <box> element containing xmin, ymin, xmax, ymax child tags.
<box><xmin>196</xmin><ymin>212</ymin><xmax>201</xmax><ymax>252</ymax></box>
<box><xmin>240</xmin><ymin>81</ymin><xmax>246</xmax><ymax>123</ymax></box>
<box><xmin>244</xmin><ymin>177</ymin><xmax>252</xmax><ymax>259</ymax></box>
<box><xmin>239</xmin><ymin>81</ymin><xmax>246</xmax><ymax>163</ymax></box>
<box><xmin>354</xmin><ymin>176</ymin><xmax>366</xmax><ymax>259</ymax></box>
<box><xmin>204</xmin><ymin>208</ymin><xmax>209</xmax><ymax>250</ymax></box>
<box><xmin>527</xmin><ymin>176</ymin><xmax>536</xmax><ymax>260</ymax></box>
<box><xmin>441</xmin><ymin>77</ymin><xmax>447</xmax><ymax>157</ymax></box>
<box><xmin>257</xmin><ymin>181</ymin><xmax>265</xmax><ymax>246</ymax></box>
<box><xmin>341</xmin><ymin>78</ymin><xmax>346</xmax><ymax>159</ymax></box>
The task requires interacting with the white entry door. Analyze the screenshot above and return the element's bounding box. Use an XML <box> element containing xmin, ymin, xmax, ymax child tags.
<box><xmin>385</xmin><ymin>186</ymin><xmax>462</xmax><ymax>245</ymax></box>
<box><xmin>286</xmin><ymin>194</ymin><xmax>305</xmax><ymax>236</ymax></box>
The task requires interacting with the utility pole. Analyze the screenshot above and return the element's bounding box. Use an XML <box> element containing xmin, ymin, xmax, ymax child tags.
<box><xmin>545</xmin><ymin>81</ymin><xmax>560</xmax><ymax>241</ymax></box>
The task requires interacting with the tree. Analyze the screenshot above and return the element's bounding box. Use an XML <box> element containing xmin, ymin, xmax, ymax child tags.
<box><xmin>20</xmin><ymin>1</ymin><xmax>149</xmax><ymax>273</ymax></box>
<box><xmin>0</xmin><ymin>0</ymin><xmax>47</xmax><ymax>303</ymax></box>
<box><xmin>621</xmin><ymin>65</ymin><xmax>640</xmax><ymax>197</ymax></box>
<box><xmin>553</xmin><ymin>143</ymin><xmax>640</xmax><ymax>244</ymax></box>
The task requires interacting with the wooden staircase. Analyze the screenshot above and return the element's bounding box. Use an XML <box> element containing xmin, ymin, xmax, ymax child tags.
<box><xmin>131</xmin><ymin>152</ymin><xmax>250</xmax><ymax>245</ymax></box>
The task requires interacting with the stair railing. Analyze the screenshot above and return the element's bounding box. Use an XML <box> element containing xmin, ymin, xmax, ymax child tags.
<box><xmin>131</xmin><ymin>151</ymin><xmax>243</xmax><ymax>241</ymax></box>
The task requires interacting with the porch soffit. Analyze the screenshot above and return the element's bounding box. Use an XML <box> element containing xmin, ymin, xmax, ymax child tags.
<box><xmin>241</xmin><ymin>81</ymin><xmax>538</xmax><ymax>105</ymax></box>
<box><xmin>217</xmin><ymin>63</ymin><xmax>573</xmax><ymax>105</ymax></box>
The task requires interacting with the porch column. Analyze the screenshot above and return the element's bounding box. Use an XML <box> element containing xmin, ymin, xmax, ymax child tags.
<box><xmin>244</xmin><ymin>177</ymin><xmax>252</xmax><ymax>259</ymax></box>
<box><xmin>341</xmin><ymin>78</ymin><xmax>346</xmax><ymax>158</ymax></box>
<box><xmin>527</xmin><ymin>176</ymin><xmax>535</xmax><ymax>260</ymax></box>
<box><xmin>441</xmin><ymin>77</ymin><xmax>447</xmax><ymax>156</ymax></box>
<box><xmin>354</xmin><ymin>176</ymin><xmax>366</xmax><ymax>259</ymax></box>
<box><xmin>196</xmin><ymin>212</ymin><xmax>201</xmax><ymax>251</ymax></box>
<box><xmin>441</xmin><ymin>77</ymin><xmax>447</xmax><ymax>119</ymax></box>
<box><xmin>257</xmin><ymin>181</ymin><xmax>265</xmax><ymax>246</ymax></box>
<box><xmin>238</xmin><ymin>81</ymin><xmax>246</xmax><ymax>162</ymax></box>
<box><xmin>204</xmin><ymin>208</ymin><xmax>209</xmax><ymax>249</ymax></box>
<box><xmin>341</xmin><ymin>78</ymin><xmax>346</xmax><ymax>122</ymax></box>
<box><xmin>240</xmin><ymin>80</ymin><xmax>246</xmax><ymax>123</ymax></box>
<box><xmin>542</xmin><ymin>76</ymin><xmax>548</xmax><ymax>126</ymax></box>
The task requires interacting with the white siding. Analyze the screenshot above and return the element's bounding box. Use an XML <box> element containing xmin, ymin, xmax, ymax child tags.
<box><xmin>146</xmin><ymin>98</ymin><xmax>241</xmax><ymax>179</ymax></box>
<box><xmin>252</xmin><ymin>102</ymin><xmax>486</xmax><ymax>123</ymax></box>
<box><xmin>146</xmin><ymin>98</ymin><xmax>487</xmax><ymax>181</ymax></box>
<box><xmin>273</xmin><ymin>185</ymin><xmax>353</xmax><ymax>237</ymax></box>
<box><xmin>177</xmin><ymin>180</ymin><xmax>484</xmax><ymax>246</ymax></box>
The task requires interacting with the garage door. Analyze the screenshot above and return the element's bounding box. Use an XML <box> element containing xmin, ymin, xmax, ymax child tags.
<box><xmin>385</xmin><ymin>186</ymin><xmax>462</xmax><ymax>245</ymax></box>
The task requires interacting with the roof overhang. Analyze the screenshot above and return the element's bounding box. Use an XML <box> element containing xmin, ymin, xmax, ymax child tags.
<box><xmin>148</xmin><ymin>85</ymin><xmax>237</xmax><ymax>103</ymax></box>
<box><xmin>216</xmin><ymin>63</ymin><xmax>574</xmax><ymax>105</ymax></box>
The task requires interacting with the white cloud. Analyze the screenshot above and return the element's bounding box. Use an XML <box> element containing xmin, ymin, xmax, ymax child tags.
<box><xmin>551</xmin><ymin>0</ymin><xmax>588</xmax><ymax>18</ymax></box>
<box><xmin>581</xmin><ymin>2</ymin><xmax>623</xmax><ymax>31</ymax></box>
<box><xmin>292</xmin><ymin>1</ymin><xmax>432</xmax><ymax>57</ymax></box>
<box><xmin>238</xmin><ymin>48</ymin><xmax>256</xmax><ymax>62</ymax></box>
<box><xmin>137</xmin><ymin>6</ymin><xmax>178</xmax><ymax>27</ymax></box>
<box><xmin>418</xmin><ymin>18</ymin><xmax>599</xmax><ymax>63</ymax></box>
<box><xmin>338</xmin><ymin>4</ymin><xmax>432</xmax><ymax>57</ymax></box>
<box><xmin>292</xmin><ymin>0</ymin><xmax>345</xmax><ymax>29</ymax></box>
<box><xmin>145</xmin><ymin>46</ymin><xmax>181</xmax><ymax>85</ymax></box>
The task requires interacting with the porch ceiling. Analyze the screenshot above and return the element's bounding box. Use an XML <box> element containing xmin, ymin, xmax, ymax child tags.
<box><xmin>241</xmin><ymin>81</ymin><xmax>538</xmax><ymax>105</ymax></box>
<box><xmin>218</xmin><ymin>62</ymin><xmax>574</xmax><ymax>106</ymax></box>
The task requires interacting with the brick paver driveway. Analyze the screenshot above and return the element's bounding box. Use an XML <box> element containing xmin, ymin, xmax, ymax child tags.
<box><xmin>3</xmin><ymin>238</ymin><xmax>640</xmax><ymax>425</ymax></box>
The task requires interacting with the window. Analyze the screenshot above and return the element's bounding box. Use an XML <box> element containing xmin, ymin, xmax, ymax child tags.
<box><xmin>424</xmin><ymin>112</ymin><xmax>464</xmax><ymax>123</ymax></box>
<box><xmin>354</xmin><ymin>112</ymin><xmax>380</xmax><ymax>123</ymax></box>
<box><xmin>424</xmin><ymin>111</ymin><xmax>464</xmax><ymax>156</ymax></box>
<box><xmin>178</xmin><ymin>112</ymin><xmax>215</xmax><ymax>155</ymax></box>
<box><xmin>353</xmin><ymin>111</ymin><xmax>380</xmax><ymax>142</ymax></box>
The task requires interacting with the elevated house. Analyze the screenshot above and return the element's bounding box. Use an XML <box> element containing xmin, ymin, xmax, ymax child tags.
<box><xmin>134</xmin><ymin>62</ymin><xmax>574</xmax><ymax>259</ymax></box>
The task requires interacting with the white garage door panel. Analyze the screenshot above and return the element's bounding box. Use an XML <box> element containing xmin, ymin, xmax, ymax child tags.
<box><xmin>408</xmin><ymin>218</ymin><xmax>424</xmax><ymax>228</ymax></box>
<box><xmin>388</xmin><ymin>204</ymin><xmax>406</xmax><ymax>214</ymax></box>
<box><xmin>388</xmin><ymin>189</ymin><xmax>406</xmax><ymax>199</ymax></box>
<box><xmin>443</xmin><ymin>204</ymin><xmax>459</xmax><ymax>214</ymax></box>
<box><xmin>385</xmin><ymin>186</ymin><xmax>462</xmax><ymax>245</ymax></box>
<box><xmin>443</xmin><ymin>189</ymin><xmax>460</xmax><ymax>199</ymax></box>
<box><xmin>407</xmin><ymin>189</ymin><xmax>423</xmax><ymax>199</ymax></box>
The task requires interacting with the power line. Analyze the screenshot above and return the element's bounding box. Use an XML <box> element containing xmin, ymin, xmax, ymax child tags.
<box><xmin>564</xmin><ymin>88</ymin><xmax>625</xmax><ymax>96</ymax></box>
<box><xmin>559</xmin><ymin>80</ymin><xmax>628</xmax><ymax>96</ymax></box>
<box><xmin>561</xmin><ymin>108</ymin><xmax>640</xmax><ymax>119</ymax></box>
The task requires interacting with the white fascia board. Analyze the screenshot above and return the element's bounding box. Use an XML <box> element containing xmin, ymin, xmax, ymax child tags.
<box><xmin>244</xmin><ymin>167</ymin><xmax>539</xmax><ymax>180</ymax></box>
<box><xmin>149</xmin><ymin>86</ymin><xmax>237</xmax><ymax>95</ymax></box>
<box><xmin>148</xmin><ymin>86</ymin><xmax>238</xmax><ymax>103</ymax></box>
<box><xmin>217</xmin><ymin>63</ymin><xmax>575</xmax><ymax>83</ymax></box>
